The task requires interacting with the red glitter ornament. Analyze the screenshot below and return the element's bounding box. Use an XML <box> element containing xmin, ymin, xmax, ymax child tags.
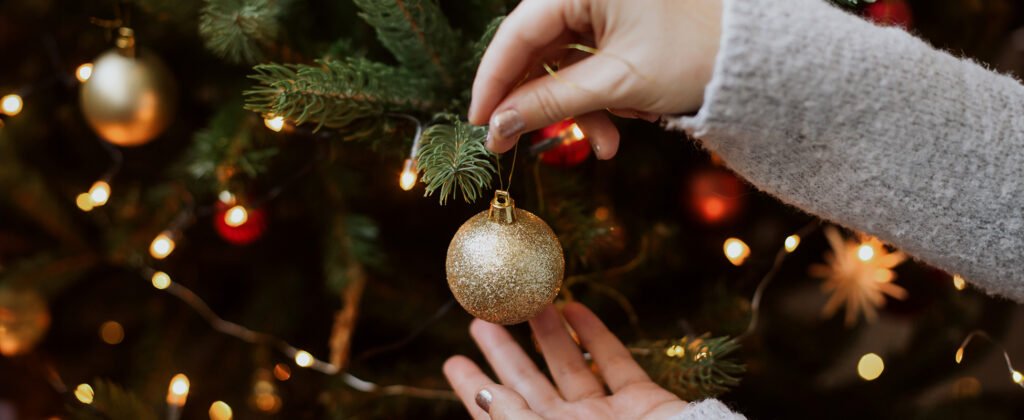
<box><xmin>687</xmin><ymin>169</ymin><xmax>746</xmax><ymax>225</ymax></box>
<box><xmin>531</xmin><ymin>119</ymin><xmax>591</xmax><ymax>168</ymax></box>
<box><xmin>213</xmin><ymin>201</ymin><xmax>267</xmax><ymax>245</ymax></box>
<box><xmin>865</xmin><ymin>0</ymin><xmax>912</xmax><ymax>29</ymax></box>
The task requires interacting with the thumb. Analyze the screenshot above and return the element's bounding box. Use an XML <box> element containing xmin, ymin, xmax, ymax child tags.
<box><xmin>476</xmin><ymin>385</ymin><xmax>545</xmax><ymax>420</ymax></box>
<box><xmin>486</xmin><ymin>56</ymin><xmax>623</xmax><ymax>154</ymax></box>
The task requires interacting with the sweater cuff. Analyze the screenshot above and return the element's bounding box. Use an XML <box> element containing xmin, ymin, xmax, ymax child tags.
<box><xmin>670</xmin><ymin>399</ymin><xmax>746</xmax><ymax>420</ymax></box>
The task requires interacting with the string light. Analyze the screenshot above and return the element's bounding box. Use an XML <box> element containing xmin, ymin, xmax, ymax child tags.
<box><xmin>665</xmin><ymin>344</ymin><xmax>685</xmax><ymax>358</ymax></box>
<box><xmin>76</xmin><ymin>193</ymin><xmax>95</xmax><ymax>212</ymax></box>
<box><xmin>955</xmin><ymin>330</ymin><xmax>1024</xmax><ymax>388</ymax></box>
<box><xmin>723</xmin><ymin>238</ymin><xmax>750</xmax><ymax>266</ymax></box>
<box><xmin>74</xmin><ymin>383</ymin><xmax>95</xmax><ymax>404</ymax></box>
<box><xmin>76</xmin><ymin>63</ymin><xmax>94</xmax><ymax>82</ymax></box>
<box><xmin>273</xmin><ymin>363</ymin><xmax>292</xmax><ymax>381</ymax></box>
<box><xmin>151</xmin><ymin>271</ymin><xmax>172</xmax><ymax>290</ymax></box>
<box><xmin>99</xmin><ymin>320</ymin><xmax>124</xmax><ymax>345</ymax></box>
<box><xmin>294</xmin><ymin>350</ymin><xmax>314</xmax><ymax>368</ymax></box>
<box><xmin>253</xmin><ymin>371</ymin><xmax>282</xmax><ymax>413</ymax></box>
<box><xmin>1014</xmin><ymin>370</ymin><xmax>1024</xmax><ymax>385</ymax></box>
<box><xmin>224</xmin><ymin>205</ymin><xmax>249</xmax><ymax>227</ymax></box>
<box><xmin>1</xmin><ymin>94</ymin><xmax>23</xmax><ymax>116</ymax></box>
<box><xmin>953</xmin><ymin>274</ymin><xmax>966</xmax><ymax>291</ymax></box>
<box><xmin>218</xmin><ymin>190</ymin><xmax>236</xmax><ymax>205</ymax></box>
<box><xmin>857</xmin><ymin>243</ymin><xmax>875</xmax><ymax>262</ymax></box>
<box><xmin>399</xmin><ymin>158</ymin><xmax>418</xmax><ymax>191</ymax></box>
<box><xmin>209</xmin><ymin>401</ymin><xmax>233</xmax><ymax>420</ymax></box>
<box><xmin>166</xmin><ymin>373</ymin><xmax>190</xmax><ymax>406</ymax></box>
<box><xmin>264</xmin><ymin>116</ymin><xmax>285</xmax><ymax>132</ymax></box>
<box><xmin>88</xmin><ymin>181</ymin><xmax>111</xmax><ymax>206</ymax></box>
<box><xmin>784</xmin><ymin>235</ymin><xmax>801</xmax><ymax>253</ymax></box>
<box><xmin>150</xmin><ymin>231</ymin><xmax>176</xmax><ymax>259</ymax></box>
<box><xmin>857</xmin><ymin>353</ymin><xmax>885</xmax><ymax>381</ymax></box>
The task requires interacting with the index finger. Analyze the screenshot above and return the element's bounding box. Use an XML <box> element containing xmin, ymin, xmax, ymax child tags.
<box><xmin>469</xmin><ymin>0</ymin><xmax>586</xmax><ymax>125</ymax></box>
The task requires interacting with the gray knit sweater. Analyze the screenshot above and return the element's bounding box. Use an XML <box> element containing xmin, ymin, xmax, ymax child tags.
<box><xmin>669</xmin><ymin>0</ymin><xmax>1024</xmax><ymax>417</ymax></box>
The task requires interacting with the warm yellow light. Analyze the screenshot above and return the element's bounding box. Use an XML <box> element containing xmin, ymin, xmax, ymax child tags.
<box><xmin>955</xmin><ymin>347</ymin><xmax>964</xmax><ymax>364</ymax></box>
<box><xmin>569</xmin><ymin>123</ymin><xmax>584</xmax><ymax>141</ymax></box>
<box><xmin>1013</xmin><ymin>370</ymin><xmax>1023</xmax><ymax>384</ymax></box>
<box><xmin>857</xmin><ymin>244</ymin><xmax>875</xmax><ymax>261</ymax></box>
<box><xmin>224</xmin><ymin>205</ymin><xmax>249</xmax><ymax>227</ymax></box>
<box><xmin>1</xmin><ymin>94</ymin><xmax>23</xmax><ymax>116</ymax></box>
<box><xmin>99</xmin><ymin>320</ymin><xmax>124</xmax><ymax>345</ymax></box>
<box><xmin>294</xmin><ymin>350</ymin><xmax>314</xmax><ymax>367</ymax></box>
<box><xmin>273</xmin><ymin>363</ymin><xmax>292</xmax><ymax>381</ymax></box>
<box><xmin>88</xmin><ymin>181</ymin><xmax>111</xmax><ymax>206</ymax></box>
<box><xmin>150</xmin><ymin>232</ymin><xmax>176</xmax><ymax>259</ymax></box>
<box><xmin>218</xmin><ymin>190</ymin><xmax>236</xmax><ymax>205</ymax></box>
<box><xmin>264</xmin><ymin>116</ymin><xmax>285</xmax><ymax>132</ymax></box>
<box><xmin>723</xmin><ymin>238</ymin><xmax>750</xmax><ymax>266</ymax></box>
<box><xmin>167</xmin><ymin>373</ymin><xmax>190</xmax><ymax>406</ymax></box>
<box><xmin>76</xmin><ymin>193</ymin><xmax>95</xmax><ymax>212</ymax></box>
<box><xmin>399</xmin><ymin>158</ymin><xmax>418</xmax><ymax>191</ymax></box>
<box><xmin>254</xmin><ymin>393</ymin><xmax>281</xmax><ymax>412</ymax></box>
<box><xmin>76</xmin><ymin>63</ymin><xmax>94</xmax><ymax>82</ymax></box>
<box><xmin>857</xmin><ymin>353</ymin><xmax>885</xmax><ymax>381</ymax></box>
<box><xmin>209</xmin><ymin>401</ymin><xmax>233</xmax><ymax>420</ymax></box>
<box><xmin>152</xmin><ymin>271</ymin><xmax>172</xmax><ymax>290</ymax></box>
<box><xmin>953</xmin><ymin>274</ymin><xmax>966</xmax><ymax>291</ymax></box>
<box><xmin>784</xmin><ymin>235</ymin><xmax>800</xmax><ymax>253</ymax></box>
<box><xmin>665</xmin><ymin>344</ymin><xmax>685</xmax><ymax>358</ymax></box>
<box><xmin>74</xmin><ymin>383</ymin><xmax>95</xmax><ymax>404</ymax></box>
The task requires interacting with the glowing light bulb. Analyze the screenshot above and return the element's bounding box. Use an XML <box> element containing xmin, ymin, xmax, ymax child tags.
<box><xmin>99</xmin><ymin>320</ymin><xmax>124</xmax><ymax>345</ymax></box>
<box><xmin>264</xmin><ymin>116</ymin><xmax>285</xmax><ymax>132</ymax></box>
<box><xmin>723</xmin><ymin>238</ymin><xmax>750</xmax><ymax>266</ymax></box>
<box><xmin>784</xmin><ymin>235</ymin><xmax>800</xmax><ymax>253</ymax></box>
<box><xmin>76</xmin><ymin>63</ymin><xmax>94</xmax><ymax>82</ymax></box>
<box><xmin>665</xmin><ymin>344</ymin><xmax>685</xmax><ymax>358</ymax></box>
<box><xmin>294</xmin><ymin>350</ymin><xmax>314</xmax><ymax>367</ymax></box>
<box><xmin>857</xmin><ymin>353</ymin><xmax>884</xmax><ymax>381</ymax></box>
<box><xmin>88</xmin><ymin>181</ymin><xmax>111</xmax><ymax>206</ymax></box>
<box><xmin>568</xmin><ymin>123</ymin><xmax>584</xmax><ymax>141</ymax></box>
<box><xmin>224</xmin><ymin>205</ymin><xmax>249</xmax><ymax>227</ymax></box>
<box><xmin>955</xmin><ymin>347</ymin><xmax>964</xmax><ymax>364</ymax></box>
<box><xmin>218</xmin><ymin>190</ymin><xmax>236</xmax><ymax>205</ymax></box>
<box><xmin>76</xmin><ymin>193</ymin><xmax>95</xmax><ymax>212</ymax></box>
<box><xmin>1</xmin><ymin>94</ymin><xmax>23</xmax><ymax>116</ymax></box>
<box><xmin>209</xmin><ymin>401</ymin><xmax>233</xmax><ymax>420</ymax></box>
<box><xmin>150</xmin><ymin>231</ymin><xmax>176</xmax><ymax>260</ymax></box>
<box><xmin>857</xmin><ymin>244</ymin><xmax>875</xmax><ymax>261</ymax></box>
<box><xmin>74</xmin><ymin>383</ymin><xmax>95</xmax><ymax>404</ymax></box>
<box><xmin>1013</xmin><ymin>370</ymin><xmax>1023</xmax><ymax>384</ymax></box>
<box><xmin>953</xmin><ymin>274</ymin><xmax>966</xmax><ymax>291</ymax></box>
<box><xmin>273</xmin><ymin>363</ymin><xmax>292</xmax><ymax>381</ymax></box>
<box><xmin>152</xmin><ymin>271</ymin><xmax>172</xmax><ymax>290</ymax></box>
<box><xmin>167</xmin><ymin>374</ymin><xmax>190</xmax><ymax>406</ymax></box>
<box><xmin>399</xmin><ymin>158</ymin><xmax>418</xmax><ymax>191</ymax></box>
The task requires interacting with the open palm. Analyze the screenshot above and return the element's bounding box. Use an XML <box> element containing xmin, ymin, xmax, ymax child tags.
<box><xmin>443</xmin><ymin>303</ymin><xmax>688</xmax><ymax>419</ymax></box>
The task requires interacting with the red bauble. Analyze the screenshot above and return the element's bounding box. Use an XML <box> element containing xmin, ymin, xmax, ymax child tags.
<box><xmin>687</xmin><ymin>169</ymin><xmax>746</xmax><ymax>225</ymax></box>
<box><xmin>531</xmin><ymin>119</ymin><xmax>591</xmax><ymax>167</ymax></box>
<box><xmin>213</xmin><ymin>202</ymin><xmax>267</xmax><ymax>245</ymax></box>
<box><xmin>865</xmin><ymin>0</ymin><xmax>912</xmax><ymax>29</ymax></box>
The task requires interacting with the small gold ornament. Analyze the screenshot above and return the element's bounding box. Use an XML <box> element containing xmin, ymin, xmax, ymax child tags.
<box><xmin>0</xmin><ymin>287</ymin><xmax>51</xmax><ymax>356</ymax></box>
<box><xmin>446</xmin><ymin>191</ymin><xmax>565</xmax><ymax>325</ymax></box>
<box><xmin>80</xmin><ymin>28</ymin><xmax>177</xmax><ymax>147</ymax></box>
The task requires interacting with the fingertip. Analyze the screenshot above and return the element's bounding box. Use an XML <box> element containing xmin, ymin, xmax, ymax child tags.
<box><xmin>443</xmin><ymin>354</ymin><xmax>471</xmax><ymax>374</ymax></box>
<box><xmin>561</xmin><ymin>301</ymin><xmax>594</xmax><ymax>324</ymax></box>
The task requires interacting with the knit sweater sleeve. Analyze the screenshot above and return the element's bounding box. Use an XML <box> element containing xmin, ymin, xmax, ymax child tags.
<box><xmin>667</xmin><ymin>0</ymin><xmax>1024</xmax><ymax>302</ymax></box>
<box><xmin>672</xmin><ymin>399</ymin><xmax>746</xmax><ymax>420</ymax></box>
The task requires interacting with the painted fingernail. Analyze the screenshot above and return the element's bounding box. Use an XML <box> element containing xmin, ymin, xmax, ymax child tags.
<box><xmin>475</xmin><ymin>389</ymin><xmax>493</xmax><ymax>412</ymax></box>
<box><xmin>491</xmin><ymin>109</ymin><xmax>524</xmax><ymax>140</ymax></box>
<box><xmin>591</xmin><ymin>140</ymin><xmax>602</xmax><ymax>157</ymax></box>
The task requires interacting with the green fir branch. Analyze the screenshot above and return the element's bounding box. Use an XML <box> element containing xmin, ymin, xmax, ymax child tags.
<box><xmin>467</xmin><ymin>16</ymin><xmax>503</xmax><ymax>73</ymax></box>
<box><xmin>633</xmin><ymin>335</ymin><xmax>746</xmax><ymax>401</ymax></box>
<box><xmin>416</xmin><ymin>117</ymin><xmax>496</xmax><ymax>204</ymax></box>
<box><xmin>244</xmin><ymin>58</ymin><xmax>439</xmax><ymax>130</ymax></box>
<box><xmin>187</xmin><ymin>104</ymin><xmax>278</xmax><ymax>188</ymax></box>
<box><xmin>353</xmin><ymin>0</ymin><xmax>461</xmax><ymax>88</ymax></box>
<box><xmin>199</xmin><ymin>0</ymin><xmax>287</xmax><ymax>64</ymax></box>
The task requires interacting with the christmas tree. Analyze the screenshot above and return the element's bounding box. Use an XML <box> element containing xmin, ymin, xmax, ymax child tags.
<box><xmin>1</xmin><ymin>0</ymin><xmax>1022</xmax><ymax>418</ymax></box>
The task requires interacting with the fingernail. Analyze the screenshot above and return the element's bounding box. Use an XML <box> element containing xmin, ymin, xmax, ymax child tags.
<box><xmin>485</xmin><ymin>131</ymin><xmax>494</xmax><ymax>149</ymax></box>
<box><xmin>591</xmin><ymin>140</ymin><xmax>602</xmax><ymax>157</ymax></box>
<box><xmin>475</xmin><ymin>389</ymin><xmax>492</xmax><ymax>412</ymax></box>
<box><xmin>491</xmin><ymin>109</ymin><xmax>524</xmax><ymax>140</ymax></box>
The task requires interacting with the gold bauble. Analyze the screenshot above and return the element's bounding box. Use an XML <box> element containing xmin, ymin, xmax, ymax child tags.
<box><xmin>0</xmin><ymin>287</ymin><xmax>51</xmax><ymax>356</ymax></box>
<box><xmin>80</xmin><ymin>48</ymin><xmax>177</xmax><ymax>147</ymax></box>
<box><xmin>446</xmin><ymin>191</ymin><xmax>565</xmax><ymax>325</ymax></box>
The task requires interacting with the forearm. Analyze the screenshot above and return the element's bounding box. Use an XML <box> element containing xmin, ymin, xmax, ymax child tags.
<box><xmin>669</xmin><ymin>0</ymin><xmax>1024</xmax><ymax>301</ymax></box>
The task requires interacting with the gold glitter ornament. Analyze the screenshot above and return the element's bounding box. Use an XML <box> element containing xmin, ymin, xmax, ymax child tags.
<box><xmin>0</xmin><ymin>287</ymin><xmax>51</xmax><ymax>356</ymax></box>
<box><xmin>446</xmin><ymin>190</ymin><xmax>565</xmax><ymax>325</ymax></box>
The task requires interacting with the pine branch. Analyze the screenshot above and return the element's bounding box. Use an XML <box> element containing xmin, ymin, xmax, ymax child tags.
<box><xmin>461</xmin><ymin>16</ymin><xmax>504</xmax><ymax>101</ymax></box>
<box><xmin>353</xmin><ymin>0</ymin><xmax>461</xmax><ymax>88</ymax></box>
<box><xmin>187</xmin><ymin>103</ymin><xmax>278</xmax><ymax>189</ymax></box>
<box><xmin>199</xmin><ymin>0</ymin><xmax>287</xmax><ymax>64</ymax></box>
<box><xmin>244</xmin><ymin>58</ymin><xmax>440</xmax><ymax>131</ymax></box>
<box><xmin>633</xmin><ymin>335</ymin><xmax>745</xmax><ymax>401</ymax></box>
<box><xmin>416</xmin><ymin>116</ymin><xmax>496</xmax><ymax>204</ymax></box>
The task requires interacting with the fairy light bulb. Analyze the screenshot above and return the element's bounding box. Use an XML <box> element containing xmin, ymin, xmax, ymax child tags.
<box><xmin>857</xmin><ymin>353</ymin><xmax>885</xmax><ymax>381</ymax></box>
<box><xmin>88</xmin><ymin>181</ymin><xmax>111</xmax><ymax>206</ymax></box>
<box><xmin>150</xmin><ymin>231</ymin><xmax>176</xmax><ymax>260</ymax></box>
<box><xmin>953</xmin><ymin>274</ymin><xmax>966</xmax><ymax>291</ymax></box>
<box><xmin>76</xmin><ymin>193</ymin><xmax>95</xmax><ymax>212</ymax></box>
<box><xmin>857</xmin><ymin>244</ymin><xmax>875</xmax><ymax>261</ymax></box>
<box><xmin>264</xmin><ymin>116</ymin><xmax>285</xmax><ymax>132</ymax></box>
<box><xmin>209</xmin><ymin>401</ymin><xmax>233</xmax><ymax>420</ymax></box>
<box><xmin>1</xmin><ymin>94</ymin><xmax>23</xmax><ymax>116</ymax></box>
<box><xmin>224</xmin><ymin>205</ymin><xmax>249</xmax><ymax>227</ymax></box>
<box><xmin>399</xmin><ymin>158</ymin><xmax>418</xmax><ymax>191</ymax></box>
<box><xmin>76</xmin><ymin>63</ymin><xmax>94</xmax><ymax>82</ymax></box>
<box><xmin>1013</xmin><ymin>370</ymin><xmax>1023</xmax><ymax>384</ymax></box>
<box><xmin>567</xmin><ymin>123</ymin><xmax>584</xmax><ymax>142</ymax></box>
<box><xmin>294</xmin><ymin>350</ymin><xmax>314</xmax><ymax>367</ymax></box>
<box><xmin>218</xmin><ymin>190</ymin><xmax>236</xmax><ymax>205</ymax></box>
<box><xmin>167</xmin><ymin>373</ymin><xmax>190</xmax><ymax>406</ymax></box>
<box><xmin>151</xmin><ymin>271</ymin><xmax>172</xmax><ymax>290</ymax></box>
<box><xmin>74</xmin><ymin>383</ymin><xmax>95</xmax><ymax>404</ymax></box>
<box><xmin>723</xmin><ymin>238</ymin><xmax>750</xmax><ymax>266</ymax></box>
<box><xmin>784</xmin><ymin>235</ymin><xmax>800</xmax><ymax>253</ymax></box>
<box><xmin>955</xmin><ymin>346</ymin><xmax>965</xmax><ymax>364</ymax></box>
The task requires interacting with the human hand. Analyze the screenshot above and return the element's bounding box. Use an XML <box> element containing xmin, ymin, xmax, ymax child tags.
<box><xmin>470</xmin><ymin>0</ymin><xmax>723</xmax><ymax>159</ymax></box>
<box><xmin>443</xmin><ymin>303</ymin><xmax>688</xmax><ymax>419</ymax></box>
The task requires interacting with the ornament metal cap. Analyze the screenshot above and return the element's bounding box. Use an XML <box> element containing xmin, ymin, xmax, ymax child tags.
<box><xmin>488</xmin><ymin>190</ymin><xmax>516</xmax><ymax>224</ymax></box>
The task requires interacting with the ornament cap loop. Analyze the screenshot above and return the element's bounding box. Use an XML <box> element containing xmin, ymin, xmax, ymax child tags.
<box><xmin>488</xmin><ymin>190</ymin><xmax>516</xmax><ymax>224</ymax></box>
